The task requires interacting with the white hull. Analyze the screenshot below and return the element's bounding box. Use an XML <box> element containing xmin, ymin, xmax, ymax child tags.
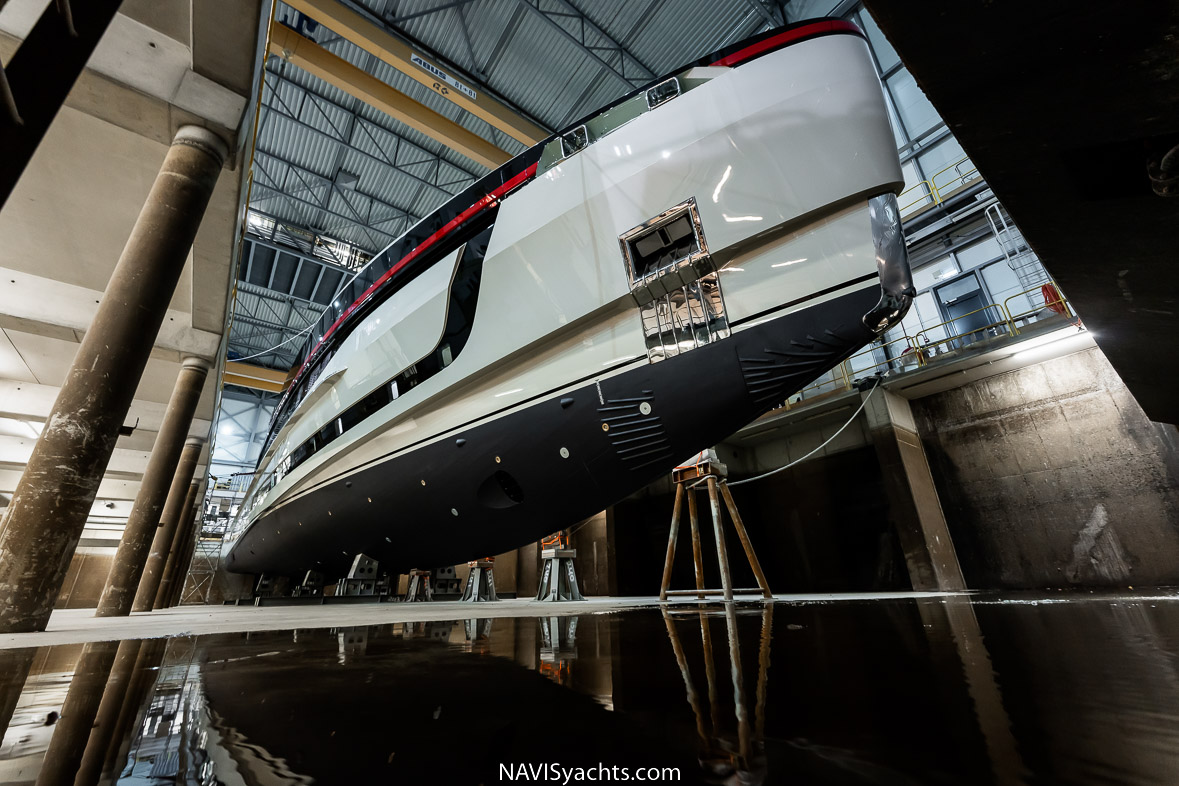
<box><xmin>225</xmin><ymin>23</ymin><xmax>909</xmax><ymax>575</ymax></box>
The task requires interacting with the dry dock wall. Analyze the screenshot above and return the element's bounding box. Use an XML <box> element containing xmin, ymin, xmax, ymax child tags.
<box><xmin>912</xmin><ymin>347</ymin><xmax>1179</xmax><ymax>589</ymax></box>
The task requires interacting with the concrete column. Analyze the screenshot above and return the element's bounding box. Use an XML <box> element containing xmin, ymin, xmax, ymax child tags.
<box><xmin>153</xmin><ymin>482</ymin><xmax>201</xmax><ymax>609</ymax></box>
<box><xmin>0</xmin><ymin>126</ymin><xmax>226</xmax><ymax>633</ymax></box>
<box><xmin>917</xmin><ymin>597</ymin><xmax>1025</xmax><ymax>781</ymax></box>
<box><xmin>104</xmin><ymin>429</ymin><xmax>205</xmax><ymax>617</ymax></box>
<box><xmin>166</xmin><ymin>503</ymin><xmax>201</xmax><ymax>607</ymax></box>
<box><xmin>0</xmin><ymin>648</ymin><xmax>36</xmax><ymax>747</ymax></box>
<box><xmin>33</xmin><ymin>640</ymin><xmax>120</xmax><ymax>786</ymax></box>
<box><xmin>516</xmin><ymin>541</ymin><xmax>540</xmax><ymax>598</ymax></box>
<box><xmin>99</xmin><ymin>638</ymin><xmax>166</xmax><ymax>780</ymax></box>
<box><xmin>130</xmin><ymin>434</ymin><xmax>205</xmax><ymax>612</ymax></box>
<box><xmin>74</xmin><ymin>639</ymin><xmax>141</xmax><ymax>786</ymax></box>
<box><xmin>863</xmin><ymin>387</ymin><xmax>967</xmax><ymax>591</ymax></box>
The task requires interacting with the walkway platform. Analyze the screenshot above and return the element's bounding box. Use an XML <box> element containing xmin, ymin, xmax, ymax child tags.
<box><xmin>0</xmin><ymin>592</ymin><xmax>965</xmax><ymax>649</ymax></box>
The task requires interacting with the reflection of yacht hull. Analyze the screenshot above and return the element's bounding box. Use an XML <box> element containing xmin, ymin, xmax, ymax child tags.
<box><xmin>227</xmin><ymin>284</ymin><xmax>881</xmax><ymax>576</ymax></box>
<box><xmin>224</xmin><ymin>21</ymin><xmax>912</xmax><ymax>577</ymax></box>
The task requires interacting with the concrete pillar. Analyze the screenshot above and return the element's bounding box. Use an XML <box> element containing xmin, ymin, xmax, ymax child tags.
<box><xmin>516</xmin><ymin>541</ymin><xmax>540</xmax><ymax>598</ymax></box>
<box><xmin>570</xmin><ymin>510</ymin><xmax>616</xmax><ymax>596</ymax></box>
<box><xmin>917</xmin><ymin>597</ymin><xmax>1025</xmax><ymax>781</ymax></box>
<box><xmin>167</xmin><ymin>491</ymin><xmax>206</xmax><ymax>607</ymax></box>
<box><xmin>73</xmin><ymin>639</ymin><xmax>141</xmax><ymax>786</ymax></box>
<box><xmin>33</xmin><ymin>640</ymin><xmax>120</xmax><ymax>786</ymax></box>
<box><xmin>167</xmin><ymin>532</ymin><xmax>196</xmax><ymax>606</ymax></box>
<box><xmin>129</xmin><ymin>433</ymin><xmax>205</xmax><ymax>613</ymax></box>
<box><xmin>154</xmin><ymin>482</ymin><xmax>201</xmax><ymax>608</ymax></box>
<box><xmin>863</xmin><ymin>387</ymin><xmax>967</xmax><ymax>591</ymax></box>
<box><xmin>103</xmin><ymin>429</ymin><xmax>205</xmax><ymax>617</ymax></box>
<box><xmin>0</xmin><ymin>648</ymin><xmax>36</xmax><ymax>747</ymax></box>
<box><xmin>100</xmin><ymin>638</ymin><xmax>166</xmax><ymax>779</ymax></box>
<box><xmin>0</xmin><ymin>126</ymin><xmax>227</xmax><ymax>633</ymax></box>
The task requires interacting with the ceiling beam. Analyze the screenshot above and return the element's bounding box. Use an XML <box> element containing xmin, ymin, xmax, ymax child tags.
<box><xmin>261</xmin><ymin>70</ymin><xmax>480</xmax><ymax>200</ymax></box>
<box><xmin>514</xmin><ymin>0</ymin><xmax>656</xmax><ymax>92</ymax></box>
<box><xmin>223</xmin><ymin>362</ymin><xmax>290</xmax><ymax>394</ymax></box>
<box><xmin>269</xmin><ymin>24</ymin><xmax>510</xmax><ymax>170</ymax></box>
<box><xmin>738</xmin><ymin>0</ymin><xmax>781</xmax><ymax>27</ymax></box>
<box><xmin>282</xmin><ymin>0</ymin><xmax>547</xmax><ymax>147</ymax></box>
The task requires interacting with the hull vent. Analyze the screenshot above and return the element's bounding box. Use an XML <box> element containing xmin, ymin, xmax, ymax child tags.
<box><xmin>598</xmin><ymin>391</ymin><xmax>672</xmax><ymax>471</ymax></box>
<box><xmin>739</xmin><ymin>330</ymin><xmax>851</xmax><ymax>406</ymax></box>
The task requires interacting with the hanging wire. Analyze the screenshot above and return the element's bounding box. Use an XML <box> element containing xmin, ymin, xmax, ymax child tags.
<box><xmin>727</xmin><ymin>381</ymin><xmax>879</xmax><ymax>487</ymax></box>
<box><xmin>229</xmin><ymin>318</ymin><xmax>318</xmax><ymax>362</ymax></box>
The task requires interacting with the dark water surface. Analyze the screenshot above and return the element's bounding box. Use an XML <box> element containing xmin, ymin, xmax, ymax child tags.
<box><xmin>2</xmin><ymin>594</ymin><xmax>1179</xmax><ymax>784</ymax></box>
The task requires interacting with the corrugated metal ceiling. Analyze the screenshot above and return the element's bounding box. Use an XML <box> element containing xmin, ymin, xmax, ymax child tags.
<box><xmin>252</xmin><ymin>0</ymin><xmax>785</xmax><ymax>255</ymax></box>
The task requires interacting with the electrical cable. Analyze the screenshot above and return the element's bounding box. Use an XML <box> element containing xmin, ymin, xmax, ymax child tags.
<box><xmin>727</xmin><ymin>381</ymin><xmax>879</xmax><ymax>487</ymax></box>
<box><xmin>230</xmin><ymin>264</ymin><xmax>364</xmax><ymax>362</ymax></box>
<box><xmin>230</xmin><ymin>319</ymin><xmax>319</xmax><ymax>362</ymax></box>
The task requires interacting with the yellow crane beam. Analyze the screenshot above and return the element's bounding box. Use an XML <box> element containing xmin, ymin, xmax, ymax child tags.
<box><xmin>269</xmin><ymin>24</ymin><xmax>511</xmax><ymax>170</ymax></box>
<box><xmin>223</xmin><ymin>361</ymin><xmax>290</xmax><ymax>394</ymax></box>
<box><xmin>281</xmin><ymin>0</ymin><xmax>548</xmax><ymax>147</ymax></box>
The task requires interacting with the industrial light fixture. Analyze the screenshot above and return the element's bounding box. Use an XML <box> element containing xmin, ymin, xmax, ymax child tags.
<box><xmin>334</xmin><ymin>169</ymin><xmax>359</xmax><ymax>189</ymax></box>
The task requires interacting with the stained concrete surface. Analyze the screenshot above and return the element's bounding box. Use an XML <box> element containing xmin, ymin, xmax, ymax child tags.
<box><xmin>913</xmin><ymin>347</ymin><xmax>1179</xmax><ymax>588</ymax></box>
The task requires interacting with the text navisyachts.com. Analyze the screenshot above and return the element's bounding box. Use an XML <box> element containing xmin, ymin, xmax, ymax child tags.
<box><xmin>500</xmin><ymin>763</ymin><xmax>682</xmax><ymax>783</ymax></box>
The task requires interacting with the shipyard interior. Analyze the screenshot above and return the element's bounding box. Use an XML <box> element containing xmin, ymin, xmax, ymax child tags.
<box><xmin>0</xmin><ymin>1</ymin><xmax>1177</xmax><ymax>784</ymax></box>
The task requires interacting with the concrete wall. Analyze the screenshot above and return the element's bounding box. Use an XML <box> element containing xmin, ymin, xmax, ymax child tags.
<box><xmin>912</xmin><ymin>347</ymin><xmax>1179</xmax><ymax>588</ymax></box>
<box><xmin>570</xmin><ymin>511</ymin><xmax>616</xmax><ymax>596</ymax></box>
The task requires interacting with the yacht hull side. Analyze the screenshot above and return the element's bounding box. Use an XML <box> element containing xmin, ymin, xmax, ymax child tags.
<box><xmin>226</xmin><ymin>283</ymin><xmax>881</xmax><ymax>577</ymax></box>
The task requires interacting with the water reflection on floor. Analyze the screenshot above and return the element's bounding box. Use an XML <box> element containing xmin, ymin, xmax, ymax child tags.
<box><xmin>2</xmin><ymin>594</ymin><xmax>1179</xmax><ymax>784</ymax></box>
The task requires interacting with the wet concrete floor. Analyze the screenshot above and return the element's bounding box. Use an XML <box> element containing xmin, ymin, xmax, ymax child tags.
<box><xmin>2</xmin><ymin>591</ymin><xmax>1178</xmax><ymax>784</ymax></box>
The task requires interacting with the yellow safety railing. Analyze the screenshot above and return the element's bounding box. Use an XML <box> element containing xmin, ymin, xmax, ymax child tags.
<box><xmin>785</xmin><ymin>363</ymin><xmax>851</xmax><ymax>406</ymax></box>
<box><xmin>1003</xmin><ymin>280</ymin><xmax>1073</xmax><ymax>333</ymax></box>
<box><xmin>913</xmin><ymin>303</ymin><xmax>1015</xmax><ymax>359</ymax></box>
<box><xmin>780</xmin><ymin>333</ymin><xmax>922</xmax><ymax>410</ymax></box>
<box><xmin>899</xmin><ymin>180</ymin><xmax>935</xmax><ymax>213</ymax></box>
<box><xmin>896</xmin><ymin>155</ymin><xmax>979</xmax><ymax>215</ymax></box>
<box><xmin>769</xmin><ymin>278</ymin><xmax>1078</xmax><ymax>414</ymax></box>
<box><xmin>930</xmin><ymin>157</ymin><xmax>980</xmax><ymax>201</ymax></box>
<box><xmin>846</xmin><ymin>333</ymin><xmax>925</xmax><ymax>375</ymax></box>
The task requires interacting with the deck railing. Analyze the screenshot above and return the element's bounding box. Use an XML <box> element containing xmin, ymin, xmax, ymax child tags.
<box><xmin>776</xmin><ymin>280</ymin><xmax>1074</xmax><ymax>411</ymax></box>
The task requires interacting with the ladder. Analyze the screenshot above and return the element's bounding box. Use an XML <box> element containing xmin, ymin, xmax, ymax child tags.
<box><xmin>985</xmin><ymin>202</ymin><xmax>1049</xmax><ymax>294</ymax></box>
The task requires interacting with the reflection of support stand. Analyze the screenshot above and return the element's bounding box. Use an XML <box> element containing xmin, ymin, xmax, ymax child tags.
<box><xmin>462</xmin><ymin>559</ymin><xmax>499</xmax><ymax>602</ymax></box>
<box><xmin>404</xmin><ymin>569</ymin><xmax>433</xmax><ymax>602</ymax></box>
<box><xmin>662</xmin><ymin>605</ymin><xmax>772</xmax><ymax>783</ymax></box>
<box><xmin>337</xmin><ymin>627</ymin><xmax>367</xmax><ymax>664</ymax></box>
<box><xmin>538</xmin><ymin>615</ymin><xmax>578</xmax><ymax>685</ymax></box>
<box><xmin>659</xmin><ymin>455</ymin><xmax>772</xmax><ymax>601</ymax></box>
<box><xmin>464</xmin><ymin>617</ymin><xmax>494</xmax><ymax>652</ymax></box>
<box><xmin>536</xmin><ymin>530</ymin><xmax>585</xmax><ymax>601</ymax></box>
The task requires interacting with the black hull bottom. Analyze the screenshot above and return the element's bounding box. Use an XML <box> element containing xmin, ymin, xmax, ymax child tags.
<box><xmin>228</xmin><ymin>285</ymin><xmax>880</xmax><ymax>577</ymax></box>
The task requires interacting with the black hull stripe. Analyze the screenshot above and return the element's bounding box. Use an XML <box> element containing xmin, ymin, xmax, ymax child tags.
<box><xmin>227</xmin><ymin>285</ymin><xmax>882</xmax><ymax>576</ymax></box>
<box><xmin>256</xmin><ymin>272</ymin><xmax>880</xmax><ymax>520</ymax></box>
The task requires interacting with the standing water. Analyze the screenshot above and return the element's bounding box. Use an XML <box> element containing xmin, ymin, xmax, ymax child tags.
<box><xmin>1</xmin><ymin>593</ymin><xmax>1178</xmax><ymax>784</ymax></box>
